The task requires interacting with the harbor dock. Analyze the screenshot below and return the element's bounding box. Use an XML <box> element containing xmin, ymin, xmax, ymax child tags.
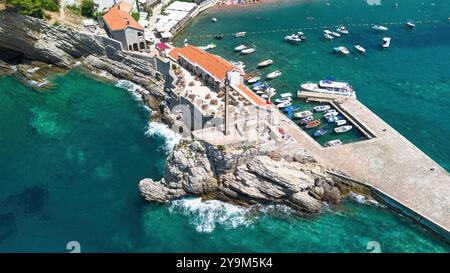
<box><xmin>273</xmin><ymin>93</ymin><xmax>450</xmax><ymax>239</ymax></box>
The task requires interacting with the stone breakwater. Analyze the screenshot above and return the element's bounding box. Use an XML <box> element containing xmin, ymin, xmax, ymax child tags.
<box><xmin>0</xmin><ymin>11</ymin><xmax>166</xmax><ymax>103</ymax></box>
<box><xmin>140</xmin><ymin>140</ymin><xmax>350</xmax><ymax>214</ymax></box>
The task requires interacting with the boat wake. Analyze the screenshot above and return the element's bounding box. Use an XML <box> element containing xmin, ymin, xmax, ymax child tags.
<box><xmin>145</xmin><ymin>121</ymin><xmax>182</xmax><ymax>152</ymax></box>
<box><xmin>169</xmin><ymin>198</ymin><xmax>293</xmax><ymax>233</ymax></box>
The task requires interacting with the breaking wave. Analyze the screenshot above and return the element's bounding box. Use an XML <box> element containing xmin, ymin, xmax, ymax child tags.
<box><xmin>145</xmin><ymin>121</ymin><xmax>182</xmax><ymax>152</ymax></box>
<box><xmin>349</xmin><ymin>192</ymin><xmax>382</xmax><ymax>207</ymax></box>
<box><xmin>115</xmin><ymin>79</ymin><xmax>151</xmax><ymax>113</ymax></box>
<box><xmin>169</xmin><ymin>198</ymin><xmax>254</xmax><ymax>233</ymax></box>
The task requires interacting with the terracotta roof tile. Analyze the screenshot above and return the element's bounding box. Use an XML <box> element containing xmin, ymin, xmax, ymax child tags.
<box><xmin>237</xmin><ymin>84</ymin><xmax>268</xmax><ymax>107</ymax></box>
<box><xmin>168</xmin><ymin>45</ymin><xmax>234</xmax><ymax>81</ymax></box>
<box><xmin>103</xmin><ymin>7</ymin><xmax>143</xmax><ymax>31</ymax></box>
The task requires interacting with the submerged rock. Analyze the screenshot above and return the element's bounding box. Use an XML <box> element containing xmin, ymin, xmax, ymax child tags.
<box><xmin>140</xmin><ymin>140</ymin><xmax>348</xmax><ymax>214</ymax></box>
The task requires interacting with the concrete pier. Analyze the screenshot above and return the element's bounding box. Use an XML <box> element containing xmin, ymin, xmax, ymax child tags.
<box><xmin>275</xmin><ymin>93</ymin><xmax>450</xmax><ymax>240</ymax></box>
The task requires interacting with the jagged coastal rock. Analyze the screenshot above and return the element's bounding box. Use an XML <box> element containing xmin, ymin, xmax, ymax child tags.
<box><xmin>0</xmin><ymin>11</ymin><xmax>166</xmax><ymax>102</ymax></box>
<box><xmin>140</xmin><ymin>140</ymin><xmax>348</xmax><ymax>214</ymax></box>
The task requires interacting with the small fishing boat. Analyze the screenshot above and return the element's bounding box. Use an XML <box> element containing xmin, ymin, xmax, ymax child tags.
<box><xmin>336</xmin><ymin>26</ymin><xmax>349</xmax><ymax>35</ymax></box>
<box><xmin>275</xmin><ymin>97</ymin><xmax>291</xmax><ymax>103</ymax></box>
<box><xmin>300</xmin><ymin>116</ymin><xmax>314</xmax><ymax>124</ymax></box>
<box><xmin>211</xmin><ymin>18</ymin><xmax>217</xmax><ymax>23</ymax></box>
<box><xmin>235</xmin><ymin>32</ymin><xmax>247</xmax><ymax>38</ymax></box>
<box><xmin>336</xmin><ymin>119</ymin><xmax>347</xmax><ymax>126</ymax></box>
<box><xmin>354</xmin><ymin>45</ymin><xmax>366</xmax><ymax>54</ymax></box>
<box><xmin>247</xmin><ymin>76</ymin><xmax>261</xmax><ymax>84</ymax></box>
<box><xmin>334</xmin><ymin>125</ymin><xmax>353</xmax><ymax>133</ymax></box>
<box><xmin>253</xmin><ymin>82</ymin><xmax>270</xmax><ymax>91</ymax></box>
<box><xmin>313</xmin><ymin>127</ymin><xmax>328</xmax><ymax>137</ymax></box>
<box><xmin>324</xmin><ymin>33</ymin><xmax>334</xmax><ymax>40</ymax></box>
<box><xmin>231</xmin><ymin>60</ymin><xmax>245</xmax><ymax>71</ymax></box>
<box><xmin>372</xmin><ymin>24</ymin><xmax>388</xmax><ymax>31</ymax></box>
<box><xmin>199</xmin><ymin>43</ymin><xmax>216</xmax><ymax>51</ymax></box>
<box><xmin>331</xmin><ymin>31</ymin><xmax>341</xmax><ymax>37</ymax></box>
<box><xmin>283</xmin><ymin>105</ymin><xmax>301</xmax><ymax>112</ymax></box>
<box><xmin>257</xmin><ymin>59</ymin><xmax>273</xmax><ymax>68</ymax></box>
<box><xmin>324</xmin><ymin>139</ymin><xmax>342</xmax><ymax>147</ymax></box>
<box><xmin>294</xmin><ymin>110</ymin><xmax>313</xmax><ymax>119</ymax></box>
<box><xmin>314</xmin><ymin>105</ymin><xmax>331</xmax><ymax>112</ymax></box>
<box><xmin>266</xmin><ymin>70</ymin><xmax>282</xmax><ymax>80</ymax></box>
<box><xmin>306</xmin><ymin>120</ymin><xmax>321</xmax><ymax>129</ymax></box>
<box><xmin>241</xmin><ymin>48</ymin><xmax>256</xmax><ymax>55</ymax></box>
<box><xmin>406</xmin><ymin>20</ymin><xmax>416</xmax><ymax>28</ymax></box>
<box><xmin>280</xmin><ymin>92</ymin><xmax>292</xmax><ymax>98</ymax></box>
<box><xmin>324</xmin><ymin>111</ymin><xmax>339</xmax><ymax>119</ymax></box>
<box><xmin>334</xmin><ymin>46</ymin><xmax>350</xmax><ymax>55</ymax></box>
<box><xmin>277</xmin><ymin>101</ymin><xmax>292</xmax><ymax>108</ymax></box>
<box><xmin>234</xmin><ymin>44</ymin><xmax>247</xmax><ymax>51</ymax></box>
<box><xmin>326</xmin><ymin>115</ymin><xmax>343</xmax><ymax>123</ymax></box>
<box><xmin>214</xmin><ymin>34</ymin><xmax>224</xmax><ymax>40</ymax></box>
<box><xmin>382</xmin><ymin>37</ymin><xmax>391</xmax><ymax>48</ymax></box>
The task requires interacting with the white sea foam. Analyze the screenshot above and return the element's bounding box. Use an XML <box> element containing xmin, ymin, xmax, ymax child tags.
<box><xmin>115</xmin><ymin>79</ymin><xmax>151</xmax><ymax>113</ymax></box>
<box><xmin>349</xmin><ymin>192</ymin><xmax>382</xmax><ymax>207</ymax></box>
<box><xmin>169</xmin><ymin>198</ymin><xmax>255</xmax><ymax>233</ymax></box>
<box><xmin>145</xmin><ymin>121</ymin><xmax>182</xmax><ymax>152</ymax></box>
<box><xmin>27</xmin><ymin>67</ymin><xmax>41</xmax><ymax>73</ymax></box>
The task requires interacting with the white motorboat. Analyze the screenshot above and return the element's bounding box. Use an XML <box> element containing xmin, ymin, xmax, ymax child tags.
<box><xmin>277</xmin><ymin>101</ymin><xmax>292</xmax><ymax>108</ymax></box>
<box><xmin>266</xmin><ymin>70</ymin><xmax>282</xmax><ymax>80</ymax></box>
<box><xmin>294</xmin><ymin>110</ymin><xmax>313</xmax><ymax>118</ymax></box>
<box><xmin>234</xmin><ymin>44</ymin><xmax>247</xmax><ymax>51</ymax></box>
<box><xmin>300</xmin><ymin>116</ymin><xmax>314</xmax><ymax>124</ymax></box>
<box><xmin>324</xmin><ymin>33</ymin><xmax>334</xmax><ymax>40</ymax></box>
<box><xmin>284</xmin><ymin>34</ymin><xmax>303</xmax><ymax>44</ymax></box>
<box><xmin>324</xmin><ymin>139</ymin><xmax>342</xmax><ymax>147</ymax></box>
<box><xmin>334</xmin><ymin>125</ymin><xmax>353</xmax><ymax>133</ymax></box>
<box><xmin>275</xmin><ymin>97</ymin><xmax>291</xmax><ymax>103</ymax></box>
<box><xmin>280</xmin><ymin>92</ymin><xmax>292</xmax><ymax>98</ymax></box>
<box><xmin>261</xmin><ymin>94</ymin><xmax>269</xmax><ymax>99</ymax></box>
<box><xmin>300</xmin><ymin>79</ymin><xmax>356</xmax><ymax>98</ymax></box>
<box><xmin>331</xmin><ymin>31</ymin><xmax>341</xmax><ymax>37</ymax></box>
<box><xmin>211</xmin><ymin>18</ymin><xmax>217</xmax><ymax>23</ymax></box>
<box><xmin>324</xmin><ymin>111</ymin><xmax>339</xmax><ymax>118</ymax></box>
<box><xmin>336</xmin><ymin>119</ymin><xmax>347</xmax><ymax>126</ymax></box>
<box><xmin>406</xmin><ymin>20</ymin><xmax>416</xmax><ymax>28</ymax></box>
<box><xmin>257</xmin><ymin>59</ymin><xmax>273</xmax><ymax>68</ymax></box>
<box><xmin>256</xmin><ymin>90</ymin><xmax>266</xmax><ymax>95</ymax></box>
<box><xmin>326</xmin><ymin>109</ymin><xmax>337</xmax><ymax>114</ymax></box>
<box><xmin>235</xmin><ymin>32</ymin><xmax>247</xmax><ymax>38</ymax></box>
<box><xmin>314</xmin><ymin>105</ymin><xmax>331</xmax><ymax>112</ymax></box>
<box><xmin>324</xmin><ymin>30</ymin><xmax>333</xmax><ymax>35</ymax></box>
<box><xmin>199</xmin><ymin>43</ymin><xmax>216</xmax><ymax>51</ymax></box>
<box><xmin>382</xmin><ymin>37</ymin><xmax>391</xmax><ymax>48</ymax></box>
<box><xmin>354</xmin><ymin>45</ymin><xmax>366</xmax><ymax>54</ymax></box>
<box><xmin>334</xmin><ymin>46</ymin><xmax>350</xmax><ymax>55</ymax></box>
<box><xmin>247</xmin><ymin>76</ymin><xmax>261</xmax><ymax>84</ymax></box>
<box><xmin>337</xmin><ymin>26</ymin><xmax>349</xmax><ymax>35</ymax></box>
<box><xmin>372</xmin><ymin>24</ymin><xmax>388</xmax><ymax>31</ymax></box>
<box><xmin>231</xmin><ymin>60</ymin><xmax>245</xmax><ymax>71</ymax></box>
<box><xmin>241</xmin><ymin>48</ymin><xmax>256</xmax><ymax>55</ymax></box>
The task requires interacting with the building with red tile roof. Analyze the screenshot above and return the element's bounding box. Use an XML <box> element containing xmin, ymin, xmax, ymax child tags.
<box><xmin>102</xmin><ymin>6</ymin><xmax>146</xmax><ymax>51</ymax></box>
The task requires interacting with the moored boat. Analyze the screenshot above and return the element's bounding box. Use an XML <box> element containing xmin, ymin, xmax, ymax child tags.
<box><xmin>334</xmin><ymin>125</ymin><xmax>353</xmax><ymax>133</ymax></box>
<box><xmin>234</xmin><ymin>44</ymin><xmax>247</xmax><ymax>51</ymax></box>
<box><xmin>337</xmin><ymin>26</ymin><xmax>349</xmax><ymax>35</ymax></box>
<box><xmin>235</xmin><ymin>32</ymin><xmax>246</xmax><ymax>38</ymax></box>
<box><xmin>257</xmin><ymin>59</ymin><xmax>273</xmax><ymax>68</ymax></box>
<box><xmin>406</xmin><ymin>20</ymin><xmax>416</xmax><ymax>28</ymax></box>
<box><xmin>266</xmin><ymin>70</ymin><xmax>282</xmax><ymax>80</ymax></box>
<box><xmin>314</xmin><ymin>105</ymin><xmax>331</xmax><ymax>112</ymax></box>
<box><xmin>382</xmin><ymin>37</ymin><xmax>391</xmax><ymax>48</ymax></box>
<box><xmin>354</xmin><ymin>45</ymin><xmax>366</xmax><ymax>54</ymax></box>
<box><xmin>324</xmin><ymin>33</ymin><xmax>334</xmax><ymax>40</ymax></box>
<box><xmin>324</xmin><ymin>139</ymin><xmax>342</xmax><ymax>147</ymax></box>
<box><xmin>283</xmin><ymin>105</ymin><xmax>301</xmax><ymax>112</ymax></box>
<box><xmin>313</xmin><ymin>127</ymin><xmax>328</xmax><ymax>137</ymax></box>
<box><xmin>372</xmin><ymin>24</ymin><xmax>388</xmax><ymax>31</ymax></box>
<box><xmin>305</xmin><ymin>120</ymin><xmax>321</xmax><ymax>129</ymax></box>
<box><xmin>211</xmin><ymin>18</ymin><xmax>217</xmax><ymax>22</ymax></box>
<box><xmin>214</xmin><ymin>34</ymin><xmax>224</xmax><ymax>40</ymax></box>
<box><xmin>300</xmin><ymin>116</ymin><xmax>314</xmax><ymax>124</ymax></box>
<box><xmin>280</xmin><ymin>92</ymin><xmax>292</xmax><ymax>98</ymax></box>
<box><xmin>277</xmin><ymin>101</ymin><xmax>292</xmax><ymax>108</ymax></box>
<box><xmin>199</xmin><ymin>43</ymin><xmax>216</xmax><ymax>51</ymax></box>
<box><xmin>324</xmin><ymin>111</ymin><xmax>339</xmax><ymax>119</ymax></box>
<box><xmin>336</xmin><ymin>119</ymin><xmax>347</xmax><ymax>126</ymax></box>
<box><xmin>334</xmin><ymin>46</ymin><xmax>350</xmax><ymax>55</ymax></box>
<box><xmin>294</xmin><ymin>110</ymin><xmax>313</xmax><ymax>118</ymax></box>
<box><xmin>331</xmin><ymin>31</ymin><xmax>341</xmax><ymax>37</ymax></box>
<box><xmin>231</xmin><ymin>60</ymin><xmax>246</xmax><ymax>71</ymax></box>
<box><xmin>241</xmin><ymin>48</ymin><xmax>256</xmax><ymax>55</ymax></box>
<box><xmin>284</xmin><ymin>34</ymin><xmax>303</xmax><ymax>44</ymax></box>
<box><xmin>300</xmin><ymin>78</ymin><xmax>356</xmax><ymax>98</ymax></box>
<box><xmin>247</xmin><ymin>76</ymin><xmax>261</xmax><ymax>84</ymax></box>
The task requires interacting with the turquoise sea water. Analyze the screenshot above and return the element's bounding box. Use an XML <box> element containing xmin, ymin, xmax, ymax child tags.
<box><xmin>0</xmin><ymin>0</ymin><xmax>449</xmax><ymax>252</ymax></box>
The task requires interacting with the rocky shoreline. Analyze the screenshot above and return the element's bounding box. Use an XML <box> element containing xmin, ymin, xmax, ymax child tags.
<box><xmin>1</xmin><ymin>10</ymin><xmax>363</xmax><ymax>216</ymax></box>
<box><xmin>140</xmin><ymin>140</ymin><xmax>353</xmax><ymax>214</ymax></box>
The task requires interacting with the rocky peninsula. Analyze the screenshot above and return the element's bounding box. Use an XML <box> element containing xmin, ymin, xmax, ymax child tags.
<box><xmin>140</xmin><ymin>140</ymin><xmax>352</xmax><ymax>214</ymax></box>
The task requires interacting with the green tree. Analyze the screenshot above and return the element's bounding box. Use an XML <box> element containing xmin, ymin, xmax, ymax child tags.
<box><xmin>6</xmin><ymin>0</ymin><xmax>59</xmax><ymax>18</ymax></box>
<box><xmin>80</xmin><ymin>0</ymin><xmax>96</xmax><ymax>18</ymax></box>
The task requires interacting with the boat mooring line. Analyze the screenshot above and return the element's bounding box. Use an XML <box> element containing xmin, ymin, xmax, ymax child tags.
<box><xmin>185</xmin><ymin>20</ymin><xmax>442</xmax><ymax>39</ymax></box>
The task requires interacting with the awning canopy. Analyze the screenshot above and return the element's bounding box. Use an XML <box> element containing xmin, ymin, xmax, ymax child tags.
<box><xmin>161</xmin><ymin>32</ymin><xmax>173</xmax><ymax>39</ymax></box>
<box><xmin>156</xmin><ymin>43</ymin><xmax>170</xmax><ymax>51</ymax></box>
